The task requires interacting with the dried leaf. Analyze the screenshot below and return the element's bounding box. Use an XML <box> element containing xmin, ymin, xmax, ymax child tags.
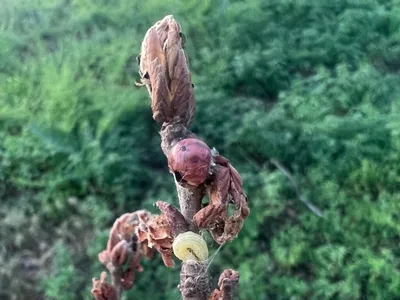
<box><xmin>156</xmin><ymin>201</ymin><xmax>188</xmax><ymax>237</ymax></box>
<box><xmin>210</xmin><ymin>165</ymin><xmax>230</xmax><ymax>206</ymax></box>
<box><xmin>193</xmin><ymin>155</ymin><xmax>250</xmax><ymax>244</ymax></box>
<box><xmin>137</xmin><ymin>207</ymin><xmax>175</xmax><ymax>267</ymax></box>
<box><xmin>228</xmin><ymin>164</ymin><xmax>243</xmax><ymax>190</ymax></box>
<box><xmin>193</xmin><ymin>204</ymin><xmax>225</xmax><ymax>229</ymax></box>
<box><xmin>110</xmin><ymin>240</ymin><xmax>131</xmax><ymax>266</ymax></box>
<box><xmin>213</xmin><ymin>154</ymin><xmax>229</xmax><ymax>167</ymax></box>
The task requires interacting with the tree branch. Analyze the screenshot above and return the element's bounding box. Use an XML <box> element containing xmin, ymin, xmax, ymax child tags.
<box><xmin>160</xmin><ymin>125</ymin><xmax>211</xmax><ymax>300</ymax></box>
<box><xmin>136</xmin><ymin>15</ymin><xmax>241</xmax><ymax>300</ymax></box>
<box><xmin>175</xmin><ymin>183</ymin><xmax>204</xmax><ymax>231</ymax></box>
<box><xmin>93</xmin><ymin>15</ymin><xmax>241</xmax><ymax>300</ymax></box>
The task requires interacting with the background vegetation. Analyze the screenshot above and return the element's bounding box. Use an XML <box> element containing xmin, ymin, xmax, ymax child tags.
<box><xmin>1</xmin><ymin>0</ymin><xmax>400</xmax><ymax>299</ymax></box>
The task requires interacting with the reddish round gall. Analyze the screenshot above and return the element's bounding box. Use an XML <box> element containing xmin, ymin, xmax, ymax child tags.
<box><xmin>168</xmin><ymin>138</ymin><xmax>211</xmax><ymax>186</ymax></box>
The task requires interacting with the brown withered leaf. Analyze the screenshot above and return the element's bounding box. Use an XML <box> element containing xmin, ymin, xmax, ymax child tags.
<box><xmin>156</xmin><ymin>201</ymin><xmax>188</xmax><ymax>237</ymax></box>
<box><xmin>216</xmin><ymin>213</ymin><xmax>243</xmax><ymax>244</ymax></box>
<box><xmin>193</xmin><ymin>155</ymin><xmax>250</xmax><ymax>244</ymax></box>
<box><xmin>105</xmin><ymin>212</ymin><xmax>141</xmax><ymax>254</ymax></box>
<box><xmin>193</xmin><ymin>204</ymin><xmax>226</xmax><ymax>230</ymax></box>
<box><xmin>138</xmin><ymin>15</ymin><xmax>195</xmax><ymax>126</ymax></box>
<box><xmin>213</xmin><ymin>154</ymin><xmax>229</xmax><ymax>167</ymax></box>
<box><xmin>91</xmin><ymin>272</ymin><xmax>118</xmax><ymax>300</ymax></box>
<box><xmin>228</xmin><ymin>164</ymin><xmax>250</xmax><ymax>219</ymax></box>
<box><xmin>108</xmin><ymin>240</ymin><xmax>127</xmax><ymax>266</ymax></box>
<box><xmin>101</xmin><ymin>213</ymin><xmax>137</xmax><ymax>266</ymax></box>
<box><xmin>137</xmin><ymin>207</ymin><xmax>175</xmax><ymax>267</ymax></box>
<box><xmin>228</xmin><ymin>164</ymin><xmax>243</xmax><ymax>190</ymax></box>
<box><xmin>210</xmin><ymin>165</ymin><xmax>230</xmax><ymax>206</ymax></box>
<box><xmin>135</xmin><ymin>201</ymin><xmax>189</xmax><ymax>267</ymax></box>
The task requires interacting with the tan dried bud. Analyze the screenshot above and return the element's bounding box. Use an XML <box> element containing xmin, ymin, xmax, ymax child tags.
<box><xmin>91</xmin><ymin>272</ymin><xmax>117</xmax><ymax>300</ymax></box>
<box><xmin>209</xmin><ymin>269</ymin><xmax>239</xmax><ymax>300</ymax></box>
<box><xmin>137</xmin><ymin>15</ymin><xmax>195</xmax><ymax>126</ymax></box>
<box><xmin>110</xmin><ymin>240</ymin><xmax>131</xmax><ymax>266</ymax></box>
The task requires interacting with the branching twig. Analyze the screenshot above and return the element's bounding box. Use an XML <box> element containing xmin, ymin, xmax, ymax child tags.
<box><xmin>92</xmin><ymin>15</ymin><xmax>243</xmax><ymax>300</ymax></box>
<box><xmin>137</xmin><ymin>15</ymin><xmax>244</xmax><ymax>300</ymax></box>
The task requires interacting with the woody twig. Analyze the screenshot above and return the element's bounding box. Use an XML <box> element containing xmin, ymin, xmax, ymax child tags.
<box><xmin>137</xmin><ymin>15</ymin><xmax>249</xmax><ymax>300</ymax></box>
<box><xmin>92</xmin><ymin>15</ymin><xmax>249</xmax><ymax>300</ymax></box>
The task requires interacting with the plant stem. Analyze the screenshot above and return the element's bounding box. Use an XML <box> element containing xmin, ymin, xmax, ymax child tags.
<box><xmin>160</xmin><ymin>123</ymin><xmax>211</xmax><ymax>300</ymax></box>
<box><xmin>108</xmin><ymin>264</ymin><xmax>123</xmax><ymax>300</ymax></box>
<box><xmin>175</xmin><ymin>183</ymin><xmax>204</xmax><ymax>232</ymax></box>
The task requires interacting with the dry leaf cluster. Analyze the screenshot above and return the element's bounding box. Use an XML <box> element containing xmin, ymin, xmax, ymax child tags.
<box><xmin>137</xmin><ymin>201</ymin><xmax>188</xmax><ymax>267</ymax></box>
<box><xmin>92</xmin><ymin>210</ymin><xmax>153</xmax><ymax>299</ymax></box>
<box><xmin>209</xmin><ymin>269</ymin><xmax>240</xmax><ymax>300</ymax></box>
<box><xmin>92</xmin><ymin>202</ymin><xmax>190</xmax><ymax>299</ymax></box>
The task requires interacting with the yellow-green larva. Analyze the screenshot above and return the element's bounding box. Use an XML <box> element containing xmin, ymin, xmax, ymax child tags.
<box><xmin>172</xmin><ymin>231</ymin><xmax>208</xmax><ymax>262</ymax></box>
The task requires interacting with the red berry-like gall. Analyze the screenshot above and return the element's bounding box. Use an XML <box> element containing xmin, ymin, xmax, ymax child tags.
<box><xmin>167</xmin><ymin>138</ymin><xmax>211</xmax><ymax>186</ymax></box>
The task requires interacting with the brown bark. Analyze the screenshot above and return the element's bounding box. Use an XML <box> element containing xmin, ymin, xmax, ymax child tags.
<box><xmin>179</xmin><ymin>261</ymin><xmax>210</xmax><ymax>300</ymax></box>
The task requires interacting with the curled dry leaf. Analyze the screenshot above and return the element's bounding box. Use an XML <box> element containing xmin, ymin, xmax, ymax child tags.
<box><xmin>137</xmin><ymin>201</ymin><xmax>188</xmax><ymax>267</ymax></box>
<box><xmin>168</xmin><ymin>138</ymin><xmax>212</xmax><ymax>187</ymax></box>
<box><xmin>209</xmin><ymin>269</ymin><xmax>240</xmax><ymax>300</ymax></box>
<box><xmin>156</xmin><ymin>200</ymin><xmax>188</xmax><ymax>237</ymax></box>
<box><xmin>193</xmin><ymin>154</ymin><xmax>250</xmax><ymax>244</ymax></box>
<box><xmin>137</xmin><ymin>215</ymin><xmax>173</xmax><ymax>267</ymax></box>
<box><xmin>91</xmin><ymin>272</ymin><xmax>118</xmax><ymax>300</ymax></box>
<box><xmin>137</xmin><ymin>15</ymin><xmax>195</xmax><ymax>126</ymax></box>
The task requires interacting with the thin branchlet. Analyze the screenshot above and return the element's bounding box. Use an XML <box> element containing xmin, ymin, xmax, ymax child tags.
<box><xmin>92</xmin><ymin>15</ymin><xmax>241</xmax><ymax>300</ymax></box>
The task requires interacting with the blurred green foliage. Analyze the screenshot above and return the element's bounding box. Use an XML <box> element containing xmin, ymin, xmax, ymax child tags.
<box><xmin>1</xmin><ymin>0</ymin><xmax>400</xmax><ymax>299</ymax></box>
